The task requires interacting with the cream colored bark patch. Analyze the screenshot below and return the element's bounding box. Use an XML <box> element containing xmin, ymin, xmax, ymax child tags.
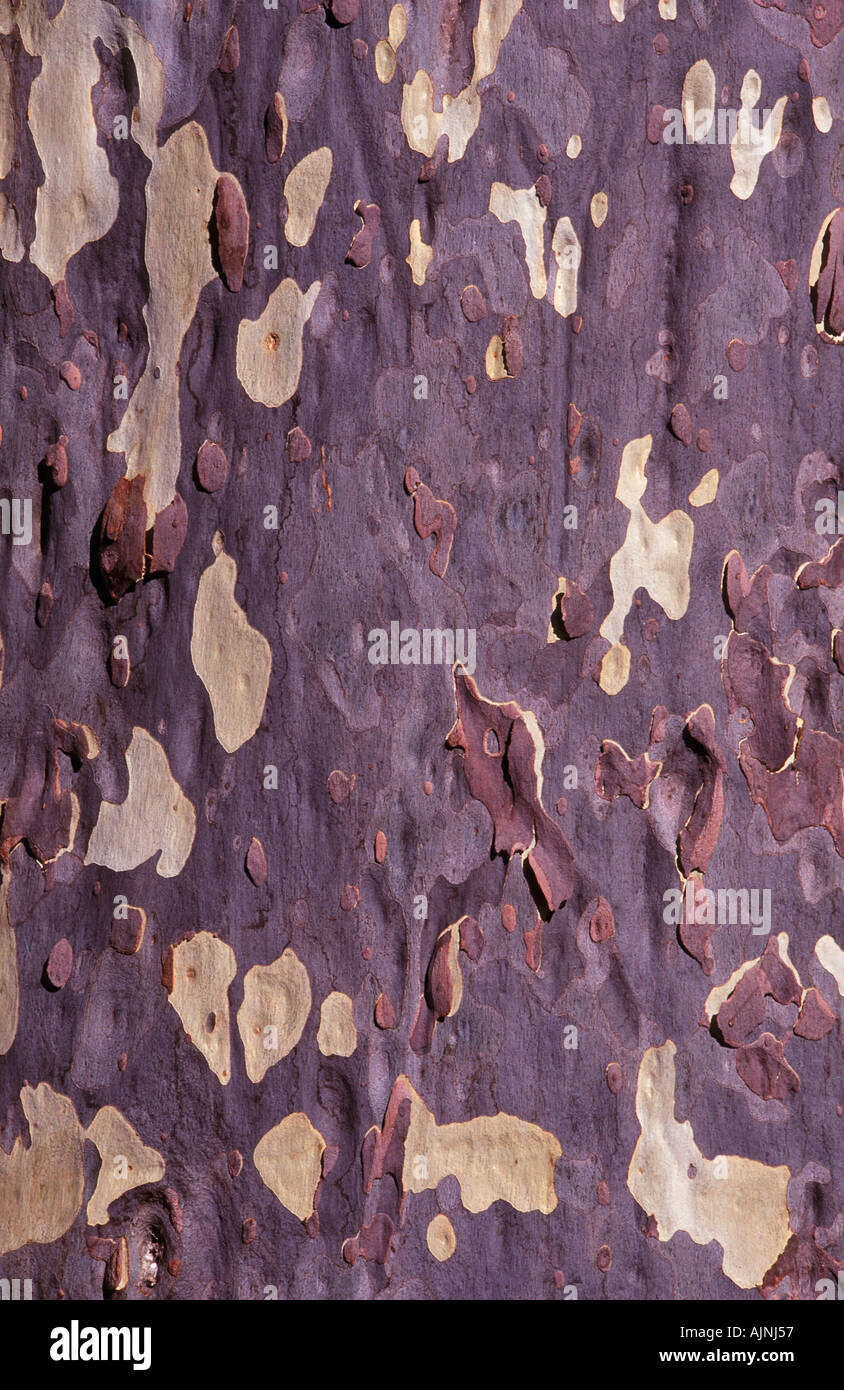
<box><xmin>284</xmin><ymin>147</ymin><xmax>332</xmax><ymax>247</ymax></box>
<box><xmin>236</xmin><ymin>277</ymin><xmax>320</xmax><ymax>408</ymax></box>
<box><xmin>485</xmin><ymin>334</ymin><xmax>508</xmax><ymax>380</ymax></box>
<box><xmin>547</xmin><ymin>578</ymin><xmax>565</xmax><ymax>643</ymax></box>
<box><xmin>434</xmin><ymin>922</ymin><xmax>464</xmax><ymax>1017</ymax></box>
<box><xmin>599</xmin><ymin>641</ymin><xmax>631</xmax><ymax>696</ymax></box>
<box><xmin>815</xmin><ymin>935</ymin><xmax>844</xmax><ymax>996</ymax></box>
<box><xmin>0</xmin><ymin>1085</ymin><xmax>164</xmax><ymax>1255</ymax></box>
<box><xmin>599</xmin><ymin>435</ymin><xmax>694</xmax><ymax>695</ymax></box>
<box><xmin>0</xmin><ymin>47</ymin><xmax>12</xmax><ymax>181</ymax></box>
<box><xmin>375</xmin><ymin>40</ymin><xmax>397</xmax><ymax>83</ymax></box>
<box><xmin>590</xmin><ymin>192</ymin><xmax>608</xmax><ymax>228</ymax></box>
<box><xmin>85</xmin><ymin>727</ymin><xmax>196</xmax><ymax>878</ymax></box>
<box><xmin>237</xmin><ymin>949</ymin><xmax>312</xmax><ymax>1083</ymax></box>
<box><xmin>0</xmin><ymin>1084</ymin><xmax>84</xmax><ymax>1256</ymax></box>
<box><xmin>473</xmin><ymin>0</ymin><xmax>522</xmax><ymax>82</ymax></box>
<box><xmin>168</xmin><ymin>932</ymin><xmax>236</xmax><ymax>1085</ymax></box>
<box><xmin>317</xmin><ymin>991</ymin><xmax>357</xmax><ymax>1057</ymax></box>
<box><xmin>0</xmin><ymin>193</ymin><xmax>24</xmax><ymax>262</ymax></box>
<box><xmin>19</xmin><ymin>0</ymin><xmax>165</xmax><ymax>287</ymax></box>
<box><xmin>107</xmin><ymin>122</ymin><xmax>230</xmax><ymax>524</ymax></box>
<box><xmin>551</xmin><ymin>217</ymin><xmax>581</xmax><ymax>318</ymax></box>
<box><xmin>0</xmin><ymin>874</ymin><xmax>17</xmax><ymax>1056</ymax></box>
<box><xmin>627</xmin><ymin>1042</ymin><xmax>791</xmax><ymax>1289</ymax></box>
<box><xmin>400</xmin><ymin>0</ymin><xmax>521</xmax><ymax>162</ymax></box>
<box><xmin>388</xmin><ymin>3</ymin><xmax>408</xmax><ymax>49</ymax></box>
<box><xmin>400</xmin><ymin>1078</ymin><xmax>560</xmax><ymax>1214</ymax></box>
<box><xmin>254</xmin><ymin>1113</ymin><xmax>326</xmax><ymax>1222</ymax></box>
<box><xmin>427</xmin><ymin>1213</ymin><xmax>457</xmax><ymax>1261</ymax></box>
<box><xmin>689</xmin><ymin>469</ymin><xmax>718</xmax><ymax>506</ymax></box>
<box><xmin>682</xmin><ymin>59</ymin><xmax>716</xmax><ymax>143</ymax></box>
<box><xmin>612</xmin><ymin>0</ymin><xmax>674</xmax><ymax>18</ymax></box>
<box><xmin>85</xmin><ymin>1107</ymin><xmax>165</xmax><ymax>1226</ymax></box>
<box><xmin>271</xmin><ymin>91</ymin><xmax>288</xmax><ymax>156</ymax></box>
<box><xmin>566</xmin><ymin>134</ymin><xmax>582</xmax><ymax>159</ymax></box>
<box><xmin>375</xmin><ymin>3</ymin><xmax>406</xmax><ymax>82</ymax></box>
<box><xmin>730</xmin><ymin>72</ymin><xmax>787</xmax><ymax>201</ymax></box>
<box><xmin>406</xmin><ymin>218</ymin><xmax>433</xmax><ymax>285</ymax></box>
<box><xmin>489</xmin><ymin>183</ymin><xmax>547</xmax><ymax>298</ymax></box>
<box><xmin>191</xmin><ymin>538</ymin><xmax>272</xmax><ymax>754</ymax></box>
<box><xmin>401</xmin><ymin>70</ymin><xmax>482</xmax><ymax>162</ymax></box>
<box><xmin>812</xmin><ymin>97</ymin><xmax>832</xmax><ymax>134</ymax></box>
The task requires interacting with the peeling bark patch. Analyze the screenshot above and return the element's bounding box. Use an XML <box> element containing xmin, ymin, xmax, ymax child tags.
<box><xmin>447</xmin><ymin>671</ymin><xmax>574</xmax><ymax>913</ymax></box>
<box><xmin>109</xmin><ymin>905</ymin><xmax>146</xmax><ymax>956</ymax></box>
<box><xmin>730</xmin><ymin>71</ymin><xmax>787</xmax><ymax>202</ymax></box>
<box><xmin>588</xmin><ymin>898</ymin><xmax>615</xmax><ymax>943</ymax></box>
<box><xmin>191</xmin><ymin>539</ymin><xmax>272</xmax><ymax>754</ymax></box>
<box><xmin>0</xmin><ymin>876</ymin><xmax>18</xmax><ymax>1056</ymax></box>
<box><xmin>627</xmin><ymin>1042</ymin><xmax>791</xmax><ymax>1289</ymax></box>
<box><xmin>599</xmin><ymin>435</ymin><xmax>694</xmax><ymax>695</ymax></box>
<box><xmin>85</xmin><ymin>727</ymin><xmax>196</xmax><ymax>878</ymax></box>
<box><xmin>107</xmin><ymin>122</ymin><xmax>228</xmax><ymax>525</ymax></box>
<box><xmin>237</xmin><ymin>950</ymin><xmax>311</xmax><ymax>1082</ymax></box>
<box><xmin>688</xmin><ymin>469</ymin><xmax>718</xmax><ymax>506</ymax></box>
<box><xmin>0</xmin><ymin>1085</ymin><xmax>86</xmax><ymax>1256</ymax></box>
<box><xmin>551</xmin><ymin>218</ymin><xmax>581</xmax><ymax>319</ymax></box>
<box><xmin>94</xmin><ymin>475</ymin><xmax>147</xmax><ymax>601</ymax></box>
<box><xmin>254</xmin><ymin>1113</ymin><xmax>325</xmax><ymax>1223</ymax></box>
<box><xmin>548</xmin><ymin>578</ymin><xmax>593</xmax><ymax>641</ymax></box>
<box><xmin>166</xmin><ymin>932</ymin><xmax>237</xmax><ymax>1085</ymax></box>
<box><xmin>400</xmin><ymin>0</ymin><xmax>521</xmax><ymax>163</ymax></box>
<box><xmin>345</xmin><ymin>200</ymin><xmax>381</xmax><ymax>268</ymax></box>
<box><xmin>676</xmin><ymin>704</ymin><xmax>725</xmax><ymax>879</ymax></box>
<box><xmin>489</xmin><ymin>183</ymin><xmax>547</xmax><ymax>299</ymax></box>
<box><xmin>810</xmin><ymin>207</ymin><xmax>844</xmax><ymax>344</ymax></box>
<box><xmin>213</xmin><ymin>175</ymin><xmax>250</xmax><ymax>292</ymax></box>
<box><xmin>20</xmin><ymin>0</ymin><xmax>165</xmax><ymax>287</ymax></box>
<box><xmin>375</xmin><ymin>4</ymin><xmax>406</xmax><ymax>83</ymax></box>
<box><xmin>284</xmin><ymin>148</ymin><xmax>332</xmax><ymax>248</ymax></box>
<box><xmin>2</xmin><ymin>713</ymin><xmax>98</xmax><ymax>868</ymax></box>
<box><xmin>427</xmin><ymin>1213</ymin><xmax>456</xmax><ymax>1260</ymax></box>
<box><xmin>364</xmin><ymin>1074</ymin><xmax>560</xmax><ymax>1216</ymax></box>
<box><xmin>460</xmin><ymin>284</ymin><xmax>487</xmax><ymax>321</ymax></box>
<box><xmin>236</xmin><ymin>278</ymin><xmax>321</xmax><ymax>406</ymax></box>
<box><xmin>195</xmin><ymin>440</ymin><xmax>228</xmax><ymax>494</ymax></box>
<box><xmin>85</xmin><ymin>1107</ymin><xmax>165</xmax><ymax>1226</ymax></box>
<box><xmin>245</xmin><ymin>835</ymin><xmax>268</xmax><ymax>886</ymax></box>
<box><xmin>405</xmin><ymin>465</ymin><xmax>456</xmax><ymax>578</ymax></box>
<box><xmin>45</xmin><ymin>937</ymin><xmax>73</xmax><ymax>989</ymax></box>
<box><xmin>342</xmin><ymin>1213</ymin><xmax>394</xmax><ymax>1265</ymax></box>
<box><xmin>815</xmin><ymin>935</ymin><xmax>844</xmax><ymax>995</ymax></box>
<box><xmin>0</xmin><ymin>1084</ymin><xmax>162</xmax><ymax>1256</ymax></box>
<box><xmin>317</xmin><ymin>990</ymin><xmax>357</xmax><ymax>1056</ymax></box>
<box><xmin>265</xmin><ymin>92</ymin><xmax>288</xmax><ymax>163</ymax></box>
<box><xmin>406</xmin><ymin>218</ymin><xmax>433</xmax><ymax>286</ymax></box>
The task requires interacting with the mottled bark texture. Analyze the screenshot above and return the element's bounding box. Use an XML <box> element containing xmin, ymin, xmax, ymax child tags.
<box><xmin>0</xmin><ymin>0</ymin><xmax>843</xmax><ymax>1302</ymax></box>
